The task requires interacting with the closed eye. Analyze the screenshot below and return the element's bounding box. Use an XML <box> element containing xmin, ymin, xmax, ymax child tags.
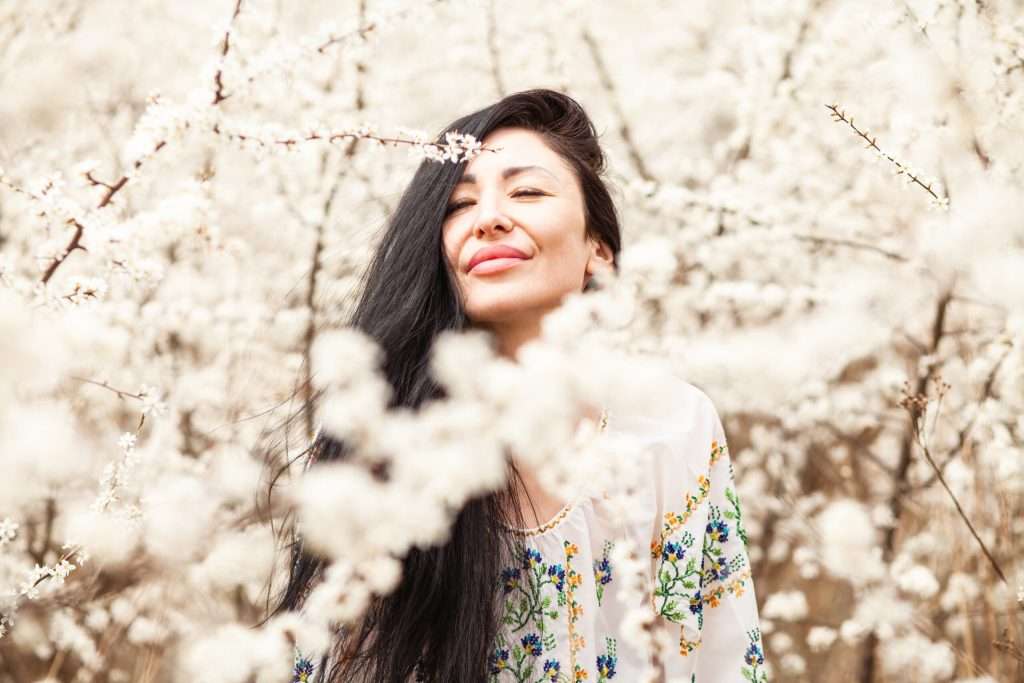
<box><xmin>444</xmin><ymin>189</ymin><xmax>547</xmax><ymax>217</ymax></box>
<box><xmin>513</xmin><ymin>189</ymin><xmax>546</xmax><ymax>199</ymax></box>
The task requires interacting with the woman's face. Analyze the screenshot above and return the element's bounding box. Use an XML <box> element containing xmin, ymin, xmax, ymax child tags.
<box><xmin>441</xmin><ymin>127</ymin><xmax>613</xmax><ymax>334</ymax></box>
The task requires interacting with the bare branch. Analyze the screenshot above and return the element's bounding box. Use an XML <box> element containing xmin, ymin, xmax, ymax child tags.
<box><xmin>788</xmin><ymin>232</ymin><xmax>908</xmax><ymax>262</ymax></box>
<box><xmin>212</xmin><ymin>0</ymin><xmax>246</xmax><ymax>106</ymax></box>
<box><xmin>486</xmin><ymin>0</ymin><xmax>506</xmax><ymax>98</ymax></box>
<box><xmin>581</xmin><ymin>27</ymin><xmax>654</xmax><ymax>182</ymax></box>
<box><xmin>68</xmin><ymin>375</ymin><xmax>147</xmax><ymax>402</ymax></box>
<box><xmin>899</xmin><ymin>376</ymin><xmax>1008</xmax><ymax>584</ymax></box>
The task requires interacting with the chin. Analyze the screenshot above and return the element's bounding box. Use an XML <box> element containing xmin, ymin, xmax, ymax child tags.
<box><xmin>465</xmin><ymin>291</ymin><xmax>562</xmax><ymax>324</ymax></box>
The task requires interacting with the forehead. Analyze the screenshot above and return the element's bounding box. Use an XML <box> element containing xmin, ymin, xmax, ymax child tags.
<box><xmin>459</xmin><ymin>127</ymin><xmax>570</xmax><ymax>180</ymax></box>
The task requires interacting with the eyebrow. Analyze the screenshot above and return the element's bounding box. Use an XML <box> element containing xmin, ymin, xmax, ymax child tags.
<box><xmin>455</xmin><ymin>165</ymin><xmax>560</xmax><ymax>186</ymax></box>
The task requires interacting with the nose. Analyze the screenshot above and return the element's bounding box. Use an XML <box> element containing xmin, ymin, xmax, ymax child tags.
<box><xmin>471</xmin><ymin>193</ymin><xmax>515</xmax><ymax>239</ymax></box>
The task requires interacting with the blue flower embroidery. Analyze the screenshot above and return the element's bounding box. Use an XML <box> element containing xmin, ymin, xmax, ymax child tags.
<box><xmin>489</xmin><ymin>646</ymin><xmax>511</xmax><ymax>674</ymax></box>
<box><xmin>547</xmin><ymin>564</ymin><xmax>566</xmax><ymax>592</ymax></box>
<box><xmin>292</xmin><ymin>654</ymin><xmax>315</xmax><ymax>683</ymax></box>
<box><xmin>502</xmin><ymin>567</ymin><xmax>522</xmax><ymax>594</ymax></box>
<box><xmin>542</xmin><ymin>659</ymin><xmax>561</xmax><ymax>680</ymax></box>
<box><xmin>706</xmin><ymin>518</ymin><xmax>729</xmax><ymax>544</ymax></box>
<box><xmin>523</xmin><ymin>548</ymin><xmax>543</xmax><ymax>570</ymax></box>
<box><xmin>521</xmin><ymin>633</ymin><xmax>543</xmax><ymax>657</ymax></box>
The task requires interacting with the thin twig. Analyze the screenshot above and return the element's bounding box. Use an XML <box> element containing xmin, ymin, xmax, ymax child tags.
<box><xmin>211</xmin><ymin>0</ymin><xmax>245</xmax><ymax>105</ymax></box>
<box><xmin>68</xmin><ymin>375</ymin><xmax>146</xmax><ymax>401</ymax></box>
<box><xmin>914</xmin><ymin>340</ymin><xmax>1012</xmax><ymax>491</ymax></box>
<box><xmin>486</xmin><ymin>0</ymin><xmax>506</xmax><ymax>98</ymax></box>
<box><xmin>826</xmin><ymin>103</ymin><xmax>949</xmax><ymax>207</ymax></box>
<box><xmin>899</xmin><ymin>378</ymin><xmax>1008</xmax><ymax>584</ymax></box>
<box><xmin>581</xmin><ymin>27</ymin><xmax>654</xmax><ymax>181</ymax></box>
<box><xmin>788</xmin><ymin>232</ymin><xmax>908</xmax><ymax>262</ymax></box>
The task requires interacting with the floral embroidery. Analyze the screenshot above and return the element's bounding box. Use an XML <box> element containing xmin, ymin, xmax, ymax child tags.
<box><xmin>741</xmin><ymin>628</ymin><xmax>768</xmax><ymax>683</ymax></box>
<box><xmin>541</xmin><ymin>659</ymin><xmax>565</xmax><ymax>681</ymax></box>
<box><xmin>595</xmin><ymin>636</ymin><xmax>617</xmax><ymax>681</ymax></box>
<box><xmin>490</xmin><ymin>639</ymin><xmax>511</xmax><ymax>674</ymax></box>
<box><xmin>653</xmin><ymin>475</ymin><xmax>711</xmax><ymax>554</ymax></box>
<box><xmin>710</xmin><ymin>439</ymin><xmax>726</xmax><ymax>466</ymax></box>
<box><xmin>292</xmin><ymin>651</ymin><xmax>315</xmax><ymax>682</ymax></box>
<box><xmin>489</xmin><ymin>631</ymin><xmax>569</xmax><ymax>683</ymax></box>
<box><xmin>592</xmin><ymin>540</ymin><xmax>614</xmax><ymax>606</ymax></box>
<box><xmin>679</xmin><ymin>632</ymin><xmax>700</xmax><ymax>657</ymax></box>
<box><xmin>563</xmin><ymin>540</ymin><xmax>588</xmax><ymax>681</ymax></box>
<box><xmin>702</xmin><ymin>568</ymin><xmax>753</xmax><ymax>608</ymax></box>
<box><xmin>701</xmin><ymin>504</ymin><xmax>747</xmax><ymax>585</ymax></box>
<box><xmin>501</xmin><ymin>546</ymin><xmax>567</xmax><ymax>651</ymax></box>
<box><xmin>650</xmin><ymin>436</ymin><xmax>759</xmax><ymax>664</ymax></box>
<box><xmin>724</xmin><ymin>462</ymin><xmax>749</xmax><ymax>548</ymax></box>
<box><xmin>652</xmin><ymin>530</ymin><xmax>702</xmax><ymax>627</ymax></box>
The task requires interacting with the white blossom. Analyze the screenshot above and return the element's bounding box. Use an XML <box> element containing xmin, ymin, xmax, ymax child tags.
<box><xmin>0</xmin><ymin>518</ymin><xmax>18</xmax><ymax>545</ymax></box>
<box><xmin>761</xmin><ymin>590</ymin><xmax>809</xmax><ymax>621</ymax></box>
<box><xmin>807</xmin><ymin>625</ymin><xmax>838</xmax><ymax>652</ymax></box>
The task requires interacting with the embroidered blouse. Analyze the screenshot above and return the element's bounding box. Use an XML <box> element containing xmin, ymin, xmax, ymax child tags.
<box><xmin>292</xmin><ymin>377</ymin><xmax>768</xmax><ymax>683</ymax></box>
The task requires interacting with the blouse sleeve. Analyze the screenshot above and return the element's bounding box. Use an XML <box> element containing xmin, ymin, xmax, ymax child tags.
<box><xmin>648</xmin><ymin>384</ymin><xmax>769</xmax><ymax>682</ymax></box>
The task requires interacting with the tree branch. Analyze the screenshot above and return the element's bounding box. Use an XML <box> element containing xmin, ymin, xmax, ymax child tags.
<box><xmin>581</xmin><ymin>27</ymin><xmax>654</xmax><ymax>181</ymax></box>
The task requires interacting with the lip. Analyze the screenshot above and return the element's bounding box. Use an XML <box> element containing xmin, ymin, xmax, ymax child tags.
<box><xmin>467</xmin><ymin>244</ymin><xmax>531</xmax><ymax>273</ymax></box>
<box><xmin>470</xmin><ymin>257</ymin><xmax>529</xmax><ymax>275</ymax></box>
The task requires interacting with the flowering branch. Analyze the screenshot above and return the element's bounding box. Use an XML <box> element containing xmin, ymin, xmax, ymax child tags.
<box><xmin>2</xmin><ymin>0</ymin><xmax>457</xmax><ymax>286</ymax></box>
<box><xmin>219</xmin><ymin>0</ymin><xmax>447</xmax><ymax>104</ymax></box>
<box><xmin>211</xmin><ymin>120</ymin><xmax>493</xmax><ymax>162</ymax></box>
<box><xmin>826</xmin><ymin>103</ymin><xmax>949</xmax><ymax>210</ymax></box>
<box><xmin>0</xmin><ymin>173</ymin><xmax>92</xmax><ymax>284</ymax></box>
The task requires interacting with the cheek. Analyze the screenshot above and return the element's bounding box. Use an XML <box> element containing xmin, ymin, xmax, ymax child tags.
<box><xmin>441</xmin><ymin>231</ymin><xmax>459</xmax><ymax>269</ymax></box>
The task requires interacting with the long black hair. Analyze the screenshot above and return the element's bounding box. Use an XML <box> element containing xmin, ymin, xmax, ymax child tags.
<box><xmin>267</xmin><ymin>88</ymin><xmax>623</xmax><ymax>683</ymax></box>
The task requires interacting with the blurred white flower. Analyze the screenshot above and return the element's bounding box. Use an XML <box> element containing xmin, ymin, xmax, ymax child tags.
<box><xmin>117</xmin><ymin>432</ymin><xmax>137</xmax><ymax>452</ymax></box>
<box><xmin>0</xmin><ymin>518</ymin><xmax>18</xmax><ymax>545</ymax></box>
<box><xmin>179</xmin><ymin>623</ymin><xmax>290</xmax><ymax>683</ymax></box>
<box><xmin>807</xmin><ymin>625</ymin><xmax>837</xmax><ymax>652</ymax></box>
<box><xmin>895</xmin><ymin>563</ymin><xmax>939</xmax><ymax>599</ymax></box>
<box><xmin>815</xmin><ymin>498</ymin><xmax>883</xmax><ymax>585</ymax></box>
<box><xmin>197</xmin><ymin>526</ymin><xmax>276</xmax><ymax>592</ymax></box>
<box><xmin>880</xmin><ymin>631</ymin><xmax>955</xmax><ymax>682</ymax></box>
<box><xmin>141</xmin><ymin>475</ymin><xmax>218</xmax><ymax>565</ymax></box>
<box><xmin>138</xmin><ymin>384</ymin><xmax>169</xmax><ymax>417</ymax></box>
<box><xmin>940</xmin><ymin>573</ymin><xmax>980</xmax><ymax>612</ymax></box>
<box><xmin>126</xmin><ymin>616</ymin><xmax>169</xmax><ymax>645</ymax></box>
<box><xmin>780</xmin><ymin>652</ymin><xmax>806</xmax><ymax>675</ymax></box>
<box><xmin>761</xmin><ymin>590</ymin><xmax>808</xmax><ymax>621</ymax></box>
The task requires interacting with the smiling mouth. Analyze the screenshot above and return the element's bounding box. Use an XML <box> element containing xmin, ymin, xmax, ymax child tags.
<box><xmin>469</xmin><ymin>257</ymin><xmax>530</xmax><ymax>275</ymax></box>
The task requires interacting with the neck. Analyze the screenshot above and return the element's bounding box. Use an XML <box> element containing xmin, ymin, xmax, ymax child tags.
<box><xmin>482</xmin><ymin>313</ymin><xmax>545</xmax><ymax>361</ymax></box>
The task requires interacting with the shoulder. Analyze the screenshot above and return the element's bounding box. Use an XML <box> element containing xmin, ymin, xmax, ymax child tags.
<box><xmin>657</xmin><ymin>367</ymin><xmax>723</xmax><ymax>437</ymax></box>
<box><xmin>606</xmin><ymin>355</ymin><xmax>720</xmax><ymax>427</ymax></box>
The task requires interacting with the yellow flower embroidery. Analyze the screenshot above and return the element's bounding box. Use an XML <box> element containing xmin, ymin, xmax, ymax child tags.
<box><xmin>679</xmin><ymin>633</ymin><xmax>700</xmax><ymax>656</ymax></box>
<box><xmin>564</xmin><ymin>539</ymin><xmax>589</xmax><ymax>681</ymax></box>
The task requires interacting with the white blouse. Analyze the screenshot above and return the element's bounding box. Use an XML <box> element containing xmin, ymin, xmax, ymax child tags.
<box><xmin>291</xmin><ymin>378</ymin><xmax>768</xmax><ymax>683</ymax></box>
<box><xmin>486</xmin><ymin>378</ymin><xmax>768</xmax><ymax>683</ymax></box>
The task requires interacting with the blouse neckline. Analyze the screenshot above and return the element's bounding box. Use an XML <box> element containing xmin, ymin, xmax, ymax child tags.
<box><xmin>505</xmin><ymin>406</ymin><xmax>610</xmax><ymax>537</ymax></box>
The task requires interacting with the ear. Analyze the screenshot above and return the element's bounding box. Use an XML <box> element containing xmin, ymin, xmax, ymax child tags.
<box><xmin>584</xmin><ymin>237</ymin><xmax>615</xmax><ymax>285</ymax></box>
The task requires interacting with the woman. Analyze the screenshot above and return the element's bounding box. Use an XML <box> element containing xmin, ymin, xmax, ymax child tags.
<box><xmin>272</xmin><ymin>89</ymin><xmax>767</xmax><ymax>682</ymax></box>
